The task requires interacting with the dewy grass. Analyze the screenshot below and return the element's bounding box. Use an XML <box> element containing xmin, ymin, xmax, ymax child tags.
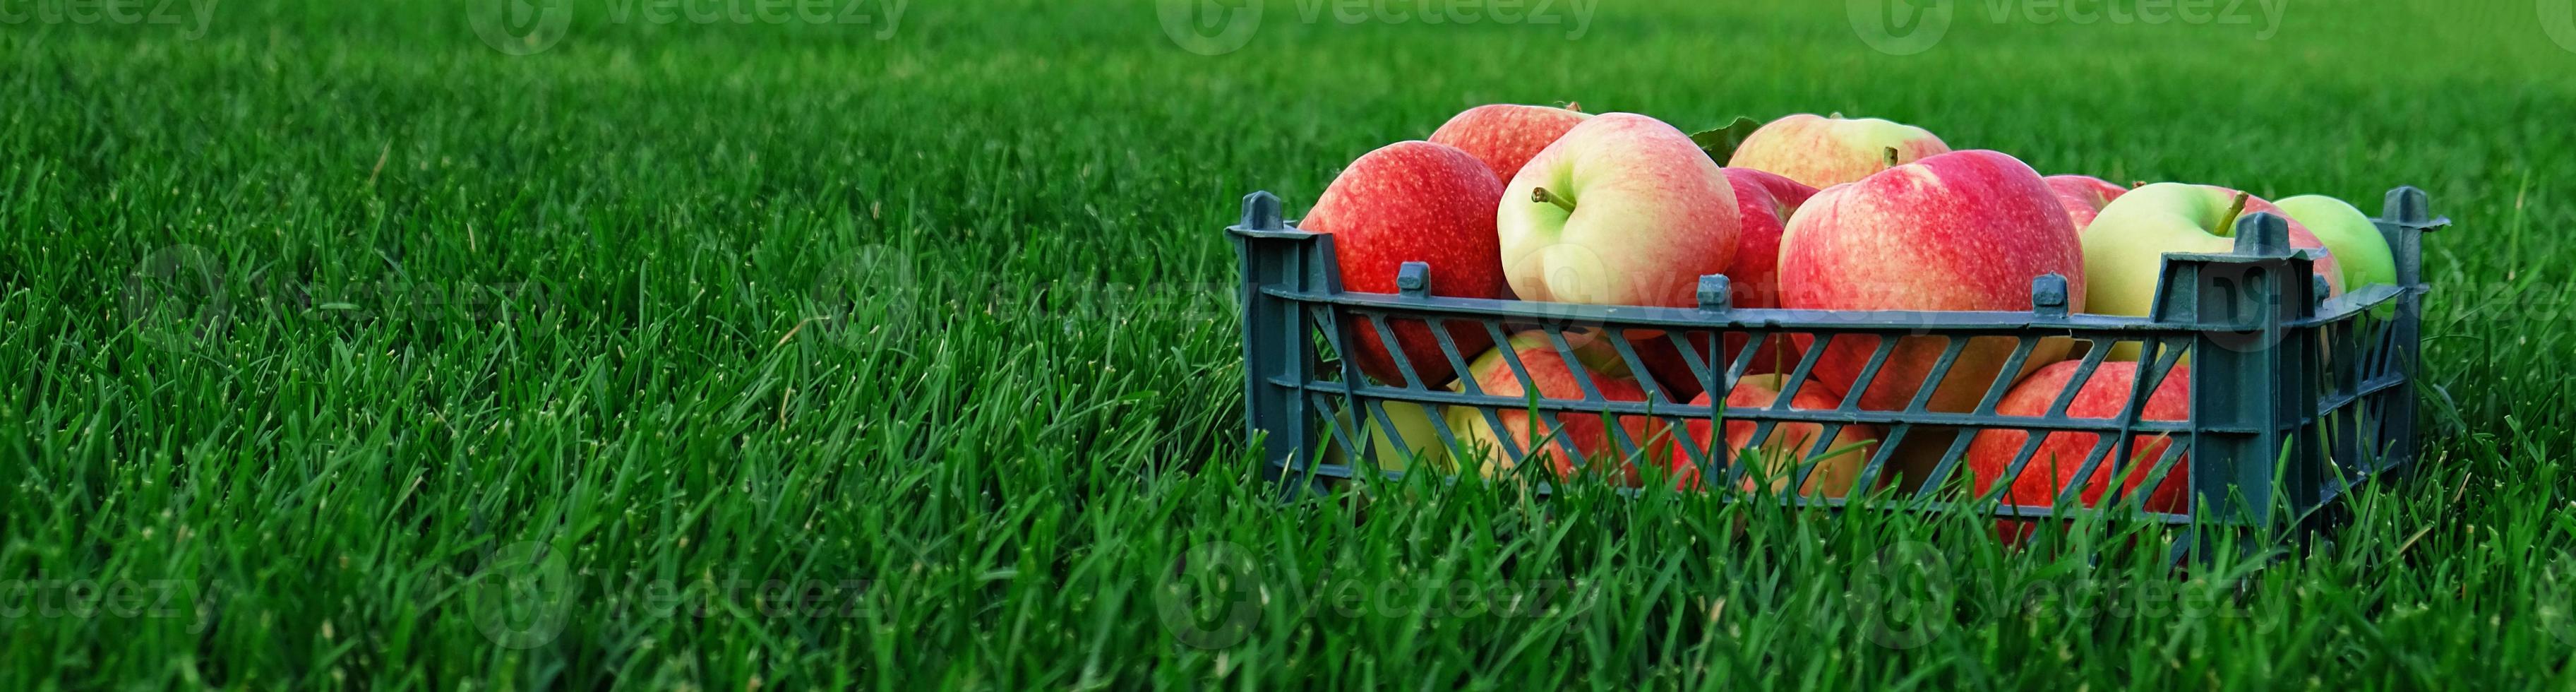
<box><xmin>3</xmin><ymin>0</ymin><xmax>2574</xmax><ymax>688</ymax></box>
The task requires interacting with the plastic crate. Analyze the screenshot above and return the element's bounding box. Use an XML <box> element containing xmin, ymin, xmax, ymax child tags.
<box><xmin>1228</xmin><ymin>184</ymin><xmax>2443</xmax><ymax>535</ymax></box>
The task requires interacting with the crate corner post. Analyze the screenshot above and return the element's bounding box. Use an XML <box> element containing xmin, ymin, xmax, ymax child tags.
<box><xmin>2161</xmin><ymin>211</ymin><xmax>2328</xmax><ymax>541</ymax></box>
<box><xmin>2376</xmin><ymin>186</ymin><xmax>2438</xmax><ymax>473</ymax></box>
<box><xmin>1230</xmin><ymin>191</ymin><xmax>1329</xmax><ymax>496</ymax></box>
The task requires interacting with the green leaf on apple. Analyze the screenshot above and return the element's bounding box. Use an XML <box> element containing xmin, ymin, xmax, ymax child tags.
<box><xmin>1687</xmin><ymin>117</ymin><xmax>1764</xmax><ymax>163</ymax></box>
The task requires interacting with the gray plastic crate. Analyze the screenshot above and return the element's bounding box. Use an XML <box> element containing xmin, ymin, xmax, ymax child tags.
<box><xmin>1230</xmin><ymin>186</ymin><xmax>2441</xmax><ymax>537</ymax></box>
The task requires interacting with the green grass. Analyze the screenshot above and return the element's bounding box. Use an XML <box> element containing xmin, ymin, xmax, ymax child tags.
<box><xmin>4</xmin><ymin>0</ymin><xmax>2575</xmax><ymax>688</ymax></box>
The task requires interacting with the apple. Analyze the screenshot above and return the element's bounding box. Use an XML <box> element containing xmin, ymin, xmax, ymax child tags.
<box><xmin>1714</xmin><ymin>167</ymin><xmax>1816</xmax><ymax>374</ymax></box>
<box><xmin>1444</xmin><ymin>332</ymin><xmax>1670</xmax><ymax>485</ymax></box>
<box><xmin>1720</xmin><ymin>168</ymin><xmax>1816</xmax><ymax>312</ymax></box>
<box><xmin>1776</xmin><ymin>149</ymin><xmax>2087</xmax><ymax>414</ymax></box>
<box><xmin>1965</xmin><ymin>361</ymin><xmax>2191</xmax><ymax>543</ymax></box>
<box><xmin>1428</xmin><ymin>103</ymin><xmax>1592</xmax><ymax>184</ymax></box>
<box><xmin>1667</xmin><ymin>374</ymin><xmax>1880</xmax><ymax>496</ymax></box>
<box><xmin>1725</xmin><ymin>113</ymin><xmax>1951</xmax><ymax>190</ymax></box>
<box><xmin>1322</xmin><ymin>400</ymin><xmax>1448</xmax><ymax>473</ymax></box>
<box><xmin>2272</xmin><ymin>194</ymin><xmax>2398</xmax><ymax>292</ymax></box>
<box><xmin>1301</xmin><ymin>141</ymin><xmax>1508</xmax><ymax>385</ymax></box>
<box><xmin>2080</xmin><ymin>184</ymin><xmax>2344</xmax><ymax>359</ymax></box>
<box><xmin>1621</xmin><ymin>168</ymin><xmax>1815</xmax><ymax>400</ymax></box>
<box><xmin>2043</xmin><ymin>174</ymin><xmax>2128</xmax><ymax>228</ymax></box>
<box><xmin>1498</xmin><ymin>112</ymin><xmax>1739</xmax><ymax>309</ymax></box>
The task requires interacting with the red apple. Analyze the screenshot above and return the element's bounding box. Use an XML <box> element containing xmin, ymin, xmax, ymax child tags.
<box><xmin>1301</xmin><ymin>141</ymin><xmax>1507</xmax><ymax>386</ymax></box>
<box><xmin>1713</xmin><ymin>167</ymin><xmax>1814</xmax><ymax>374</ymax></box>
<box><xmin>1667</xmin><ymin>374</ymin><xmax>1880</xmax><ymax>496</ymax></box>
<box><xmin>1721</xmin><ymin>168</ymin><xmax>1816</xmax><ymax>311</ymax></box>
<box><xmin>1620</xmin><ymin>168</ymin><xmax>1814</xmax><ymax>400</ymax></box>
<box><xmin>1776</xmin><ymin>150</ymin><xmax>2087</xmax><ymax>414</ymax></box>
<box><xmin>1725</xmin><ymin>113</ymin><xmax>1951</xmax><ymax>190</ymax></box>
<box><xmin>1428</xmin><ymin>103</ymin><xmax>1592</xmax><ymax>184</ymax></box>
<box><xmin>1966</xmin><ymin>361</ymin><xmax>2191</xmax><ymax>542</ymax></box>
<box><xmin>2043</xmin><ymin>174</ymin><xmax>2128</xmax><ymax>228</ymax></box>
<box><xmin>1444</xmin><ymin>332</ymin><xmax>1670</xmax><ymax>485</ymax></box>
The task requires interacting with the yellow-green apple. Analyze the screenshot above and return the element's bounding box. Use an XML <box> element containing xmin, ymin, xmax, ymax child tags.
<box><xmin>1623</xmin><ymin>168</ymin><xmax>1816</xmax><ymax>400</ymax></box>
<box><xmin>1429</xmin><ymin>103</ymin><xmax>1591</xmax><ymax>184</ymax></box>
<box><xmin>1497</xmin><ymin>113</ymin><xmax>1739</xmax><ymax>309</ymax></box>
<box><xmin>1444</xmin><ymin>332</ymin><xmax>1671</xmax><ymax>485</ymax></box>
<box><xmin>1302</xmin><ymin>141</ymin><xmax>1507</xmax><ymax>385</ymax></box>
<box><xmin>2043</xmin><ymin>174</ymin><xmax>2128</xmax><ymax>228</ymax></box>
<box><xmin>1777</xmin><ymin>149</ymin><xmax>2087</xmax><ymax>414</ymax></box>
<box><xmin>1322</xmin><ymin>400</ymin><xmax>1447</xmax><ymax>473</ymax></box>
<box><xmin>2272</xmin><ymin>194</ymin><xmax>2398</xmax><ymax>292</ymax></box>
<box><xmin>2080</xmin><ymin>184</ymin><xmax>2344</xmax><ymax>359</ymax></box>
<box><xmin>1966</xmin><ymin>361</ymin><xmax>2190</xmax><ymax>543</ymax></box>
<box><xmin>1725</xmin><ymin>113</ymin><xmax>1951</xmax><ymax>189</ymax></box>
<box><xmin>1667</xmin><ymin>374</ymin><xmax>1880</xmax><ymax>496</ymax></box>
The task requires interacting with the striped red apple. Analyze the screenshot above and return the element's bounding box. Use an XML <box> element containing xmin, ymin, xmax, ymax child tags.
<box><xmin>1429</xmin><ymin>103</ymin><xmax>1591</xmax><ymax>184</ymax></box>
<box><xmin>1300</xmin><ymin>141</ymin><xmax>1507</xmax><ymax>386</ymax></box>
<box><xmin>1777</xmin><ymin>149</ymin><xmax>2087</xmax><ymax>414</ymax></box>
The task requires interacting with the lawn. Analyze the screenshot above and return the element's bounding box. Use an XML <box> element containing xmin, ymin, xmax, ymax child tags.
<box><xmin>4</xmin><ymin>0</ymin><xmax>2574</xmax><ymax>688</ymax></box>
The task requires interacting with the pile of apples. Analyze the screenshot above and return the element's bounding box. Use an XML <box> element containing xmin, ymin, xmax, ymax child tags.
<box><xmin>1305</xmin><ymin>105</ymin><xmax>2402</xmax><ymax>518</ymax></box>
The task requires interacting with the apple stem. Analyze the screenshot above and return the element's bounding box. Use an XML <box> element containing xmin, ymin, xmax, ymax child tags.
<box><xmin>2219</xmin><ymin>191</ymin><xmax>2251</xmax><ymax>234</ymax></box>
<box><xmin>1533</xmin><ymin>187</ymin><xmax>1577</xmax><ymax>213</ymax></box>
<box><xmin>1881</xmin><ymin>147</ymin><xmax>1901</xmax><ymax>169</ymax></box>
